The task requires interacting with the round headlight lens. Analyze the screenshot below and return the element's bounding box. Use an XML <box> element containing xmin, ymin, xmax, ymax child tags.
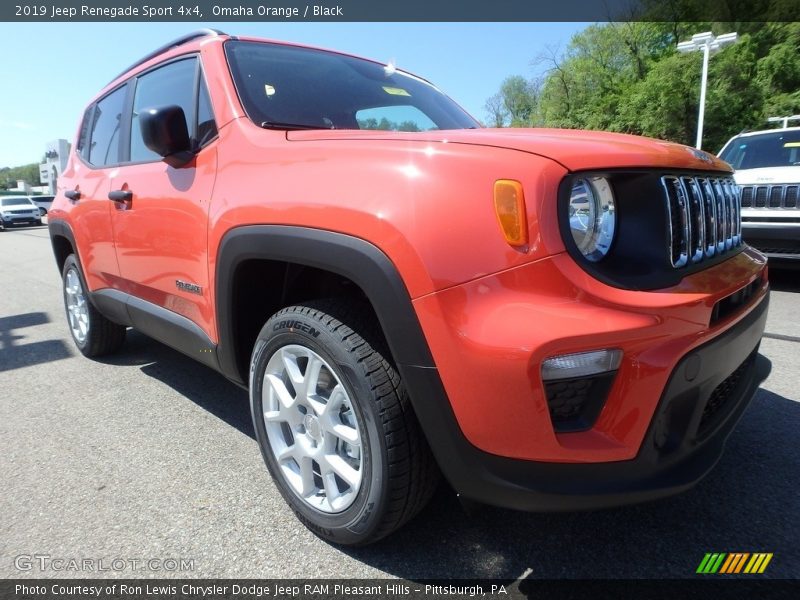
<box><xmin>568</xmin><ymin>176</ymin><xmax>616</xmax><ymax>262</ymax></box>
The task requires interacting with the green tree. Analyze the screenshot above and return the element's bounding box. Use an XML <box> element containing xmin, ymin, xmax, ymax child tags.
<box><xmin>488</xmin><ymin>19</ymin><xmax>800</xmax><ymax>151</ymax></box>
<box><xmin>483</xmin><ymin>76</ymin><xmax>539</xmax><ymax>127</ymax></box>
<box><xmin>0</xmin><ymin>163</ymin><xmax>42</xmax><ymax>188</ymax></box>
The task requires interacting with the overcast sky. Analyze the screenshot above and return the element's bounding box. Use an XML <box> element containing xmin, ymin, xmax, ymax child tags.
<box><xmin>0</xmin><ymin>21</ymin><xmax>587</xmax><ymax>168</ymax></box>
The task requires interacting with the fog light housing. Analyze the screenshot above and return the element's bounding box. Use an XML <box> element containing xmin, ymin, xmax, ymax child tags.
<box><xmin>541</xmin><ymin>350</ymin><xmax>622</xmax><ymax>432</ymax></box>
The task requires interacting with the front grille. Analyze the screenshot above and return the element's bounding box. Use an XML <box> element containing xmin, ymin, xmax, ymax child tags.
<box><xmin>661</xmin><ymin>175</ymin><xmax>742</xmax><ymax>268</ymax></box>
<box><xmin>740</xmin><ymin>184</ymin><xmax>799</xmax><ymax>209</ymax></box>
<box><xmin>699</xmin><ymin>352</ymin><xmax>755</xmax><ymax>432</ymax></box>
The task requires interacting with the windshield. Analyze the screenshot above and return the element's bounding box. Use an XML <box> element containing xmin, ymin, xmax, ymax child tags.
<box><xmin>224</xmin><ymin>40</ymin><xmax>480</xmax><ymax>131</ymax></box>
<box><xmin>719</xmin><ymin>130</ymin><xmax>800</xmax><ymax>169</ymax></box>
<box><xmin>1</xmin><ymin>197</ymin><xmax>32</xmax><ymax>206</ymax></box>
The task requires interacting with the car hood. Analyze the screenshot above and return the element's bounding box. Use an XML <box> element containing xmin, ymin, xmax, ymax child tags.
<box><xmin>287</xmin><ymin>127</ymin><xmax>732</xmax><ymax>172</ymax></box>
<box><xmin>0</xmin><ymin>205</ymin><xmax>38</xmax><ymax>212</ymax></box>
<box><xmin>732</xmin><ymin>166</ymin><xmax>800</xmax><ymax>185</ymax></box>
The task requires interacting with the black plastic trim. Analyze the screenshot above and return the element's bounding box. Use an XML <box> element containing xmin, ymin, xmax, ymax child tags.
<box><xmin>558</xmin><ymin>169</ymin><xmax>744</xmax><ymax>291</ymax></box>
<box><xmin>91</xmin><ymin>289</ymin><xmax>132</xmax><ymax>327</ymax></box>
<box><xmin>90</xmin><ymin>289</ymin><xmax>220</xmax><ymax>371</ymax></box>
<box><xmin>47</xmin><ymin>218</ymin><xmax>78</xmax><ymax>269</ymax></box>
<box><xmin>215</xmin><ymin>226</ymin><xmax>436</xmax><ymax>386</ymax></box>
<box><xmin>545</xmin><ymin>371</ymin><xmax>617</xmax><ymax>433</ymax></box>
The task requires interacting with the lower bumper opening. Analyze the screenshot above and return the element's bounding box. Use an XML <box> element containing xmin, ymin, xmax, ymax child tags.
<box><xmin>545</xmin><ymin>372</ymin><xmax>616</xmax><ymax>433</ymax></box>
<box><xmin>699</xmin><ymin>350</ymin><xmax>757</xmax><ymax>434</ymax></box>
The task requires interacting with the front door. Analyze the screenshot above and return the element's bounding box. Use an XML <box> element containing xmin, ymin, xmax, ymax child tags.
<box><xmin>109</xmin><ymin>56</ymin><xmax>219</xmax><ymax>340</ymax></box>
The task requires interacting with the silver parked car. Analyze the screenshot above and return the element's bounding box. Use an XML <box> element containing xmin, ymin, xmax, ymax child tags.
<box><xmin>30</xmin><ymin>194</ymin><xmax>55</xmax><ymax>216</ymax></box>
<box><xmin>0</xmin><ymin>196</ymin><xmax>43</xmax><ymax>230</ymax></box>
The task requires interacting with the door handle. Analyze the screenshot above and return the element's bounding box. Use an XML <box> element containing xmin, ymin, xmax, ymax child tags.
<box><xmin>65</xmin><ymin>189</ymin><xmax>81</xmax><ymax>201</ymax></box>
<box><xmin>108</xmin><ymin>190</ymin><xmax>133</xmax><ymax>202</ymax></box>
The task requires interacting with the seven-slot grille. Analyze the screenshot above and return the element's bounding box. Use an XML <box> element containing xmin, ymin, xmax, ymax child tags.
<box><xmin>661</xmin><ymin>175</ymin><xmax>742</xmax><ymax>268</ymax></box>
<box><xmin>740</xmin><ymin>184</ymin><xmax>799</xmax><ymax>209</ymax></box>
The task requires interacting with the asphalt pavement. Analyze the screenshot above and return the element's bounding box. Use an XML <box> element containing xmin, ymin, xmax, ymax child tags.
<box><xmin>1</xmin><ymin>223</ymin><xmax>798</xmax><ymax>580</ymax></box>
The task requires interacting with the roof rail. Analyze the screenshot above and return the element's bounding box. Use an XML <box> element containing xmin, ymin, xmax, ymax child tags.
<box><xmin>107</xmin><ymin>29</ymin><xmax>226</xmax><ymax>85</ymax></box>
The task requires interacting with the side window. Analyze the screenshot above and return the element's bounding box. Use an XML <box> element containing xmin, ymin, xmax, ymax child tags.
<box><xmin>87</xmin><ymin>86</ymin><xmax>126</xmax><ymax>166</ymax></box>
<box><xmin>356</xmin><ymin>105</ymin><xmax>438</xmax><ymax>132</ymax></box>
<box><xmin>130</xmin><ymin>58</ymin><xmax>197</xmax><ymax>163</ymax></box>
<box><xmin>76</xmin><ymin>106</ymin><xmax>93</xmax><ymax>160</ymax></box>
<box><xmin>196</xmin><ymin>73</ymin><xmax>218</xmax><ymax>147</ymax></box>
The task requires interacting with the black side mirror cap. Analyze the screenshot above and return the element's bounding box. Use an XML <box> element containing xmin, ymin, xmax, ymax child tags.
<box><xmin>139</xmin><ymin>105</ymin><xmax>194</xmax><ymax>167</ymax></box>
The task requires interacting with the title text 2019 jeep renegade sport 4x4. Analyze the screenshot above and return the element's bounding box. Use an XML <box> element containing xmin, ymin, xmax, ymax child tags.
<box><xmin>49</xmin><ymin>30</ymin><xmax>771</xmax><ymax>545</ymax></box>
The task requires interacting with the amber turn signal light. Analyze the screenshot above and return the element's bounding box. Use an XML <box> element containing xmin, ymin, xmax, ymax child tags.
<box><xmin>494</xmin><ymin>179</ymin><xmax>527</xmax><ymax>246</ymax></box>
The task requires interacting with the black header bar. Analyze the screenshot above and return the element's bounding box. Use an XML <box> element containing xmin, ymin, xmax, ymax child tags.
<box><xmin>3</xmin><ymin>0</ymin><xmax>799</xmax><ymax>22</ymax></box>
<box><xmin>4</xmin><ymin>579</ymin><xmax>799</xmax><ymax>600</ymax></box>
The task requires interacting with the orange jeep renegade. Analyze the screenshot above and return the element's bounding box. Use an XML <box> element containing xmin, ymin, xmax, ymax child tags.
<box><xmin>49</xmin><ymin>30</ymin><xmax>771</xmax><ymax>545</ymax></box>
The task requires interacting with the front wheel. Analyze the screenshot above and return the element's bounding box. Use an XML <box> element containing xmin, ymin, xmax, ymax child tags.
<box><xmin>249</xmin><ymin>301</ymin><xmax>439</xmax><ymax>545</ymax></box>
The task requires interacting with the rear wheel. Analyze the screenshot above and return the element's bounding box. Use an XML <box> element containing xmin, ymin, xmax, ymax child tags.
<box><xmin>62</xmin><ymin>254</ymin><xmax>126</xmax><ymax>357</ymax></box>
<box><xmin>250</xmin><ymin>300</ymin><xmax>439</xmax><ymax>545</ymax></box>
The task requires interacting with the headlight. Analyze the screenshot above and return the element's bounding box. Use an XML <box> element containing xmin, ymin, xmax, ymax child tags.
<box><xmin>568</xmin><ymin>176</ymin><xmax>616</xmax><ymax>262</ymax></box>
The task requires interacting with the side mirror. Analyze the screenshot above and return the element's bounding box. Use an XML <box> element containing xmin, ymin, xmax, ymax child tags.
<box><xmin>139</xmin><ymin>105</ymin><xmax>194</xmax><ymax>167</ymax></box>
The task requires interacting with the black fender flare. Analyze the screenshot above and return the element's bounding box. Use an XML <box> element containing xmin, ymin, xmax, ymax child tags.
<box><xmin>214</xmin><ymin>225</ymin><xmax>436</xmax><ymax>383</ymax></box>
<box><xmin>47</xmin><ymin>218</ymin><xmax>79</xmax><ymax>272</ymax></box>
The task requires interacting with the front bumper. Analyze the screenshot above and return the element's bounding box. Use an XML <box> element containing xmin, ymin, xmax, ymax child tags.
<box><xmin>1</xmin><ymin>215</ymin><xmax>40</xmax><ymax>227</ymax></box>
<box><xmin>404</xmin><ymin>293</ymin><xmax>769</xmax><ymax>511</ymax></box>
<box><xmin>741</xmin><ymin>220</ymin><xmax>800</xmax><ymax>260</ymax></box>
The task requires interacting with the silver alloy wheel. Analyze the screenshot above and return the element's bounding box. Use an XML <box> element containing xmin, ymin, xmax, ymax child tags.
<box><xmin>64</xmin><ymin>267</ymin><xmax>89</xmax><ymax>344</ymax></box>
<box><xmin>262</xmin><ymin>344</ymin><xmax>363</xmax><ymax>513</ymax></box>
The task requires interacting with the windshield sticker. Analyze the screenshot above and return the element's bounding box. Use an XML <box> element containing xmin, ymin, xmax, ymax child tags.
<box><xmin>784</xmin><ymin>142</ymin><xmax>800</xmax><ymax>148</ymax></box>
<box><xmin>383</xmin><ymin>86</ymin><xmax>411</xmax><ymax>97</ymax></box>
<box><xmin>264</xmin><ymin>84</ymin><xmax>276</xmax><ymax>97</ymax></box>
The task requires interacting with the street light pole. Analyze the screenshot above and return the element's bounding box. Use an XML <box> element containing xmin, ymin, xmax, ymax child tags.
<box><xmin>696</xmin><ymin>42</ymin><xmax>710</xmax><ymax>150</ymax></box>
<box><xmin>677</xmin><ymin>31</ymin><xmax>738</xmax><ymax>150</ymax></box>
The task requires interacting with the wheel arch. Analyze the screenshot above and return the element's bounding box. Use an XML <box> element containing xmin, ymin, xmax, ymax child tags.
<box><xmin>215</xmin><ymin>225</ymin><xmax>437</xmax><ymax>386</ymax></box>
<box><xmin>48</xmin><ymin>219</ymin><xmax>79</xmax><ymax>274</ymax></box>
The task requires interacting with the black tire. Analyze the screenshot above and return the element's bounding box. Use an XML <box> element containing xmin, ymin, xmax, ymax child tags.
<box><xmin>249</xmin><ymin>300</ymin><xmax>439</xmax><ymax>545</ymax></box>
<box><xmin>61</xmin><ymin>254</ymin><xmax>126</xmax><ymax>357</ymax></box>
<box><xmin>35</xmin><ymin>219</ymin><xmax>43</xmax><ymax>226</ymax></box>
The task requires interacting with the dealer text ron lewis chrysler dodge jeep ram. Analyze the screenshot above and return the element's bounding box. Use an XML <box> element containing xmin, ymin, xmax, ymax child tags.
<box><xmin>49</xmin><ymin>30</ymin><xmax>771</xmax><ymax>544</ymax></box>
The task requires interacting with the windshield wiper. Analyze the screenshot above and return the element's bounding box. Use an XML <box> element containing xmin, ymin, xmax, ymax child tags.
<box><xmin>260</xmin><ymin>121</ymin><xmax>334</xmax><ymax>131</ymax></box>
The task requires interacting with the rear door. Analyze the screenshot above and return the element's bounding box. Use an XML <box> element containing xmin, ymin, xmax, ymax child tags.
<box><xmin>109</xmin><ymin>56</ymin><xmax>219</xmax><ymax>340</ymax></box>
<box><xmin>67</xmin><ymin>84</ymin><xmax>129</xmax><ymax>291</ymax></box>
